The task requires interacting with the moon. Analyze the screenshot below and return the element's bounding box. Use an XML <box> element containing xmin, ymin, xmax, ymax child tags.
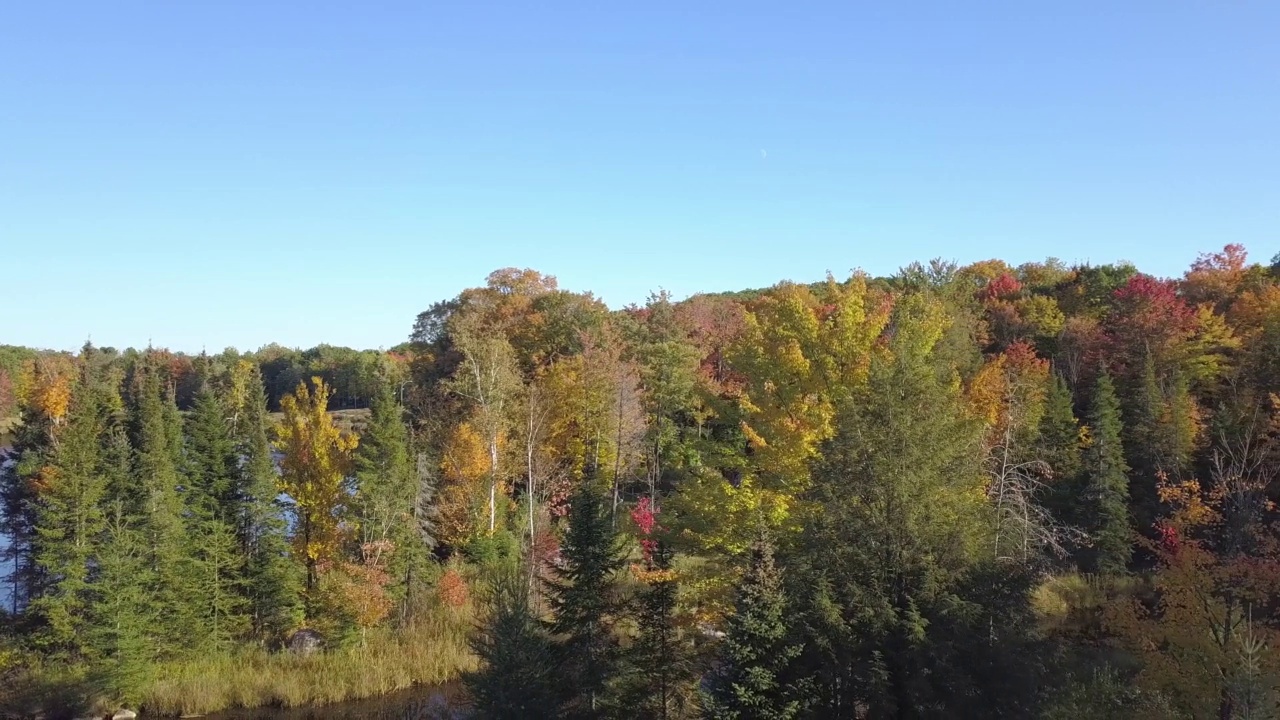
<box><xmin>760</xmin><ymin>149</ymin><xmax>767</xmax><ymax>159</ymax></box>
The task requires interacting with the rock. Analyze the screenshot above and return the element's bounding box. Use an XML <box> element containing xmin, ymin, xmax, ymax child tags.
<box><xmin>113</xmin><ymin>711</ymin><xmax>138</xmax><ymax>720</ymax></box>
<box><xmin>286</xmin><ymin>628</ymin><xmax>325</xmax><ymax>656</ymax></box>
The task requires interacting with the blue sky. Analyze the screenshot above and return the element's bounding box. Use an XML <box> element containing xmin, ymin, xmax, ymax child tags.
<box><xmin>2</xmin><ymin>2</ymin><xmax>1277</xmax><ymax>352</ymax></box>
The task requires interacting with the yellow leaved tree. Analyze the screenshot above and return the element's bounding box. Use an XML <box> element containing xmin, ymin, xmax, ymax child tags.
<box><xmin>436</xmin><ymin>421</ymin><xmax>495</xmax><ymax>548</ymax></box>
<box><xmin>276</xmin><ymin>377</ymin><xmax>359</xmax><ymax>597</ymax></box>
<box><xmin>674</xmin><ymin>274</ymin><xmax>891</xmax><ymax>553</ymax></box>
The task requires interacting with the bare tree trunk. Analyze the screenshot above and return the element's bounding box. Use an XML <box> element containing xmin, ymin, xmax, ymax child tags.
<box><xmin>526</xmin><ymin>391</ymin><xmax>539</xmax><ymax>591</ymax></box>
<box><xmin>612</xmin><ymin>384</ymin><xmax>624</xmax><ymax>527</ymax></box>
<box><xmin>488</xmin><ymin>438</ymin><xmax>498</xmax><ymax>534</ymax></box>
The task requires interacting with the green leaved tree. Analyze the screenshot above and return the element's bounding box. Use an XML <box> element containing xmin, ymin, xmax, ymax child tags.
<box><xmin>703</xmin><ymin>531</ymin><xmax>799</xmax><ymax>720</ymax></box>
<box><xmin>466</xmin><ymin>565</ymin><xmax>560</xmax><ymax>720</ymax></box>
<box><xmin>1081</xmin><ymin>370</ymin><xmax>1131</xmax><ymax>575</ymax></box>
<box><xmin>545</xmin><ymin>478</ymin><xmax>626</xmax><ymax>718</ymax></box>
<box><xmin>354</xmin><ymin>378</ymin><xmax>434</xmax><ymax>617</ymax></box>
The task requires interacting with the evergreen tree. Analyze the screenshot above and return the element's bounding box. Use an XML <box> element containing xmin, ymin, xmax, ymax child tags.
<box><xmin>99</xmin><ymin>420</ymin><xmax>137</xmax><ymax>519</ymax></box>
<box><xmin>545</xmin><ymin>479</ymin><xmax>626</xmax><ymax>718</ymax></box>
<box><xmin>188</xmin><ymin>513</ymin><xmax>247</xmax><ymax>651</ymax></box>
<box><xmin>1125</xmin><ymin>353</ymin><xmax>1164</xmax><ymax>532</ymax></box>
<box><xmin>784</xmin><ymin>293</ymin><xmax>1040</xmax><ymax>718</ymax></box>
<box><xmin>354</xmin><ymin>379</ymin><xmax>432</xmax><ymax>615</ymax></box>
<box><xmin>619</xmin><ymin>542</ymin><xmax>698</xmax><ymax>720</ymax></box>
<box><xmin>0</xmin><ymin>352</ymin><xmax>89</xmax><ymax>618</ymax></box>
<box><xmin>28</xmin><ymin>367</ymin><xmax>108</xmax><ymax>657</ymax></box>
<box><xmin>466</xmin><ymin>566</ymin><xmax>559</xmax><ymax>720</ymax></box>
<box><xmin>127</xmin><ymin>357</ymin><xmax>198</xmax><ymax>653</ymax></box>
<box><xmin>235</xmin><ymin>364</ymin><xmax>301</xmax><ymax>642</ymax></box>
<box><xmin>184</xmin><ymin>385</ymin><xmax>249</xmax><ymax>649</ymax></box>
<box><xmin>88</xmin><ymin>364</ymin><xmax>158</xmax><ymax>694</ymax></box>
<box><xmin>1</xmin><ymin>394</ymin><xmax>55</xmax><ymax>616</ymax></box>
<box><xmin>1081</xmin><ymin>370</ymin><xmax>1131</xmax><ymax>575</ymax></box>
<box><xmin>88</xmin><ymin>504</ymin><xmax>156</xmax><ymax>701</ymax></box>
<box><xmin>703</xmin><ymin>531</ymin><xmax>799</xmax><ymax>720</ymax></box>
<box><xmin>1039</xmin><ymin>372</ymin><xmax>1082</xmax><ymax>483</ymax></box>
<box><xmin>1162</xmin><ymin>371</ymin><xmax>1197</xmax><ymax>479</ymax></box>
<box><xmin>1125</xmin><ymin>355</ymin><xmax>1200</xmax><ymax>538</ymax></box>
<box><xmin>1038</xmin><ymin>372</ymin><xmax>1082</xmax><ymax>523</ymax></box>
<box><xmin>185</xmin><ymin>386</ymin><xmax>239</xmax><ymax>520</ymax></box>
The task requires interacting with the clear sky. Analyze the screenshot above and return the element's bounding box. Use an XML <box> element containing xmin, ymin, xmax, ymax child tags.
<box><xmin>2</xmin><ymin>2</ymin><xmax>1277</xmax><ymax>352</ymax></box>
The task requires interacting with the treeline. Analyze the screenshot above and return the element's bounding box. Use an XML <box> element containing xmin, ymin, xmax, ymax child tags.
<box><xmin>0</xmin><ymin>343</ymin><xmax>409</xmax><ymax>420</ymax></box>
<box><xmin>0</xmin><ymin>349</ymin><xmax>438</xmax><ymax>711</ymax></box>
<box><xmin>3</xmin><ymin>247</ymin><xmax>1280</xmax><ymax>718</ymax></box>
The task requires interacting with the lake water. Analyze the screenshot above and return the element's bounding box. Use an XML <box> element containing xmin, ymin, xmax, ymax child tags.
<box><xmin>191</xmin><ymin>684</ymin><xmax>469</xmax><ymax>720</ymax></box>
<box><xmin>1</xmin><ymin>448</ymin><xmax>13</xmax><ymax>613</ymax></box>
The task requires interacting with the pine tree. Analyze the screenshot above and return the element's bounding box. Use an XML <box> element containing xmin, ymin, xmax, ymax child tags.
<box><xmin>1038</xmin><ymin>372</ymin><xmax>1082</xmax><ymax>523</ymax></box>
<box><xmin>88</xmin><ymin>503</ymin><xmax>156</xmax><ymax>701</ymax></box>
<box><xmin>1</xmin><ymin>396</ymin><xmax>55</xmax><ymax>616</ymax></box>
<box><xmin>235</xmin><ymin>364</ymin><xmax>301</xmax><ymax>642</ymax></box>
<box><xmin>619</xmin><ymin>542</ymin><xmax>697</xmax><ymax>720</ymax></box>
<box><xmin>1162</xmin><ymin>371</ymin><xmax>1197</xmax><ymax>479</ymax></box>
<box><xmin>188</xmin><ymin>513</ymin><xmax>247</xmax><ymax>651</ymax></box>
<box><xmin>1</xmin><ymin>354</ymin><xmax>80</xmax><ymax>617</ymax></box>
<box><xmin>354</xmin><ymin>379</ymin><xmax>432</xmax><ymax>616</ymax></box>
<box><xmin>1126</xmin><ymin>352</ymin><xmax>1164</xmax><ymax>532</ymax></box>
<box><xmin>185</xmin><ymin>386</ymin><xmax>239</xmax><ymax>520</ymax></box>
<box><xmin>545</xmin><ymin>479</ymin><xmax>626</xmax><ymax>718</ymax></box>
<box><xmin>1039</xmin><ymin>372</ymin><xmax>1082</xmax><ymax>483</ymax></box>
<box><xmin>1081</xmin><ymin>370</ymin><xmax>1131</xmax><ymax>575</ymax></box>
<box><xmin>184</xmin><ymin>385</ymin><xmax>249</xmax><ymax>649</ymax></box>
<box><xmin>783</xmin><ymin>293</ymin><xmax>1041</xmax><ymax>717</ymax></box>
<box><xmin>127</xmin><ymin>357</ymin><xmax>198</xmax><ymax>654</ymax></box>
<box><xmin>703</xmin><ymin>531</ymin><xmax>799</xmax><ymax>720</ymax></box>
<box><xmin>28</xmin><ymin>368</ymin><xmax>108</xmax><ymax>657</ymax></box>
<box><xmin>466</xmin><ymin>565</ymin><xmax>559</xmax><ymax>720</ymax></box>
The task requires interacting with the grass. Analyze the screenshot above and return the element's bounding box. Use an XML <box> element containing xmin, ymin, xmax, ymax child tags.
<box><xmin>1</xmin><ymin>601</ymin><xmax>475</xmax><ymax>719</ymax></box>
<box><xmin>267</xmin><ymin>408</ymin><xmax>371</xmax><ymax>436</ymax></box>
<box><xmin>138</xmin><ymin>602</ymin><xmax>476</xmax><ymax>717</ymax></box>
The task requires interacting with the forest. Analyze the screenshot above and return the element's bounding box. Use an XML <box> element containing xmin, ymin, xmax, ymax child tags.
<box><xmin>3</xmin><ymin>244</ymin><xmax>1280</xmax><ymax>719</ymax></box>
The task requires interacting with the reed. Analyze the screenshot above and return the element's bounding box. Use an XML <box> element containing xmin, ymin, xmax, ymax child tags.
<box><xmin>138</xmin><ymin>603</ymin><xmax>476</xmax><ymax>717</ymax></box>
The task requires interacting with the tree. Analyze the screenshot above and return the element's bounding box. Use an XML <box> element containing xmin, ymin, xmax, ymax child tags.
<box><xmin>1081</xmin><ymin>371</ymin><xmax>1131</xmax><ymax>575</ymax></box>
<box><xmin>703</xmin><ymin>531</ymin><xmax>799</xmax><ymax>720</ymax></box>
<box><xmin>354</xmin><ymin>378</ymin><xmax>432</xmax><ymax>614</ymax></box>
<box><xmin>785</xmin><ymin>292</ymin><xmax>1017</xmax><ymax>717</ymax></box>
<box><xmin>672</xmin><ymin>276</ymin><xmax>894</xmax><ymax>556</ymax></box>
<box><xmin>127</xmin><ymin>355</ymin><xmax>197</xmax><ymax>653</ymax></box>
<box><xmin>1038</xmin><ymin>371</ymin><xmax>1083</xmax><ymax>525</ymax></box>
<box><xmin>2</xmin><ymin>355</ymin><xmax>77</xmax><ymax>614</ymax></box>
<box><xmin>276</xmin><ymin>377</ymin><xmax>358</xmax><ymax>605</ymax></box>
<box><xmin>181</xmin><ymin>384</ymin><xmax>250</xmax><ymax>648</ymax></box>
<box><xmin>185</xmin><ymin>386</ymin><xmax>239</xmax><ymax>521</ymax></box>
<box><xmin>466</xmin><ymin>566</ymin><xmax>559</xmax><ymax>720</ymax></box>
<box><xmin>446</xmin><ymin>309</ymin><xmax>523</xmax><ymax>535</ymax></box>
<box><xmin>972</xmin><ymin>343</ymin><xmax>1077</xmax><ymax>563</ymax></box>
<box><xmin>620</xmin><ymin>539</ymin><xmax>699</xmax><ymax>720</ymax></box>
<box><xmin>27</xmin><ymin>368</ymin><xmax>109</xmax><ymax>657</ymax></box>
<box><xmin>235</xmin><ymin>362</ymin><xmax>301</xmax><ymax>641</ymax></box>
<box><xmin>1124</xmin><ymin>351</ymin><xmax>1203</xmax><ymax>541</ymax></box>
<box><xmin>723</xmin><ymin>277</ymin><xmax>892</xmax><ymax>538</ymax></box>
<box><xmin>0</xmin><ymin>368</ymin><xmax>15</xmax><ymax>420</ymax></box>
<box><xmin>545</xmin><ymin>479</ymin><xmax>626</xmax><ymax>718</ymax></box>
<box><xmin>436</xmin><ymin>421</ymin><xmax>493</xmax><ymax>551</ymax></box>
<box><xmin>1108</xmin><ymin>464</ymin><xmax>1280</xmax><ymax>720</ymax></box>
<box><xmin>634</xmin><ymin>291</ymin><xmax>704</xmax><ymax>505</ymax></box>
<box><xmin>88</xmin><ymin>504</ymin><xmax>156</xmax><ymax>700</ymax></box>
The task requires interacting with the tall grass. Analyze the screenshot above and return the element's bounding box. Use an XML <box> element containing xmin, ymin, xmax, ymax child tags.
<box><xmin>139</xmin><ymin>602</ymin><xmax>476</xmax><ymax>717</ymax></box>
